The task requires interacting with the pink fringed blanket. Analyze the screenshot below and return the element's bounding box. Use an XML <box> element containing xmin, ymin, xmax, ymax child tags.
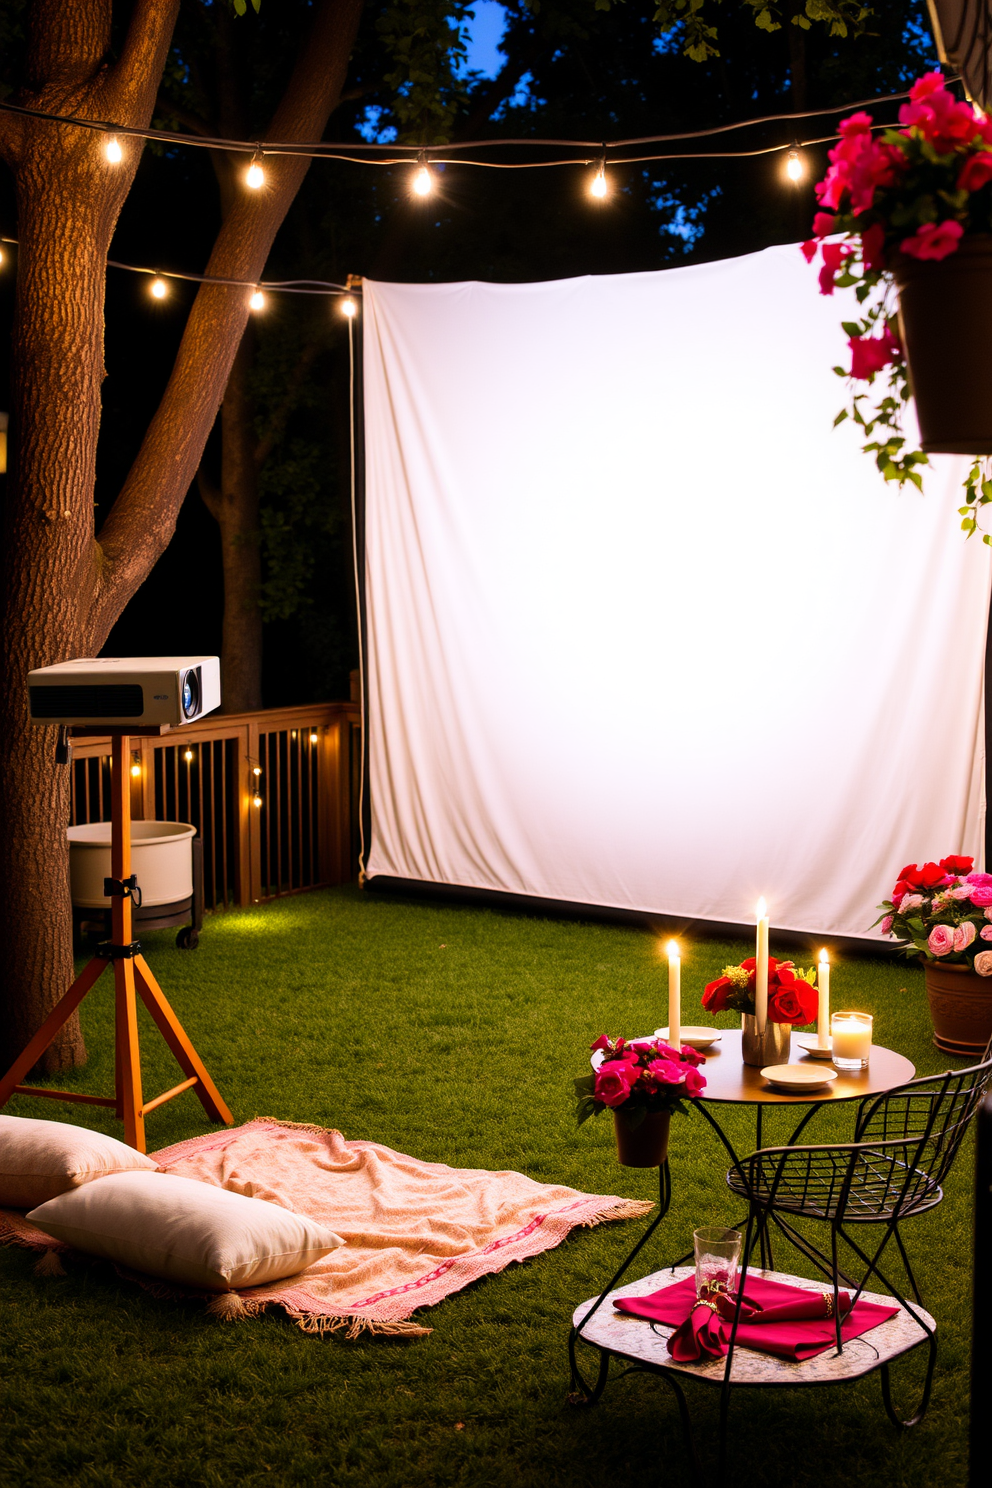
<box><xmin>0</xmin><ymin>1118</ymin><xmax>651</xmax><ymax>1337</ymax></box>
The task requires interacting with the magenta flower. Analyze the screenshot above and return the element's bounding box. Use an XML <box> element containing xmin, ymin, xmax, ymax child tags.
<box><xmin>900</xmin><ymin>220</ymin><xmax>964</xmax><ymax>261</ymax></box>
<box><xmin>958</xmin><ymin>152</ymin><xmax>992</xmax><ymax>193</ymax></box>
<box><xmin>927</xmin><ymin>924</ymin><xmax>956</xmax><ymax>956</ymax></box>
<box><xmin>971</xmin><ymin>886</ymin><xmax>992</xmax><ymax>906</ymax></box>
<box><xmin>593</xmin><ymin>1059</ymin><xmax>640</xmax><ymax>1108</ymax></box>
<box><xmin>682</xmin><ymin>1066</ymin><xmax>706</xmax><ymax>1098</ymax></box>
<box><xmin>646</xmin><ymin>1058</ymin><xmax>687</xmax><ymax>1086</ymax></box>
<box><xmin>980</xmin><ymin>926</ymin><xmax>992</xmax><ymax>942</ymax></box>
<box><xmin>879</xmin><ymin>914</ymin><xmax>894</xmax><ymax>935</ymax></box>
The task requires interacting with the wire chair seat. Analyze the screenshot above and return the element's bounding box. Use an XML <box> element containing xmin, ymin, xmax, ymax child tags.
<box><xmin>725</xmin><ymin>1138</ymin><xmax>945</xmax><ymax>1223</ymax></box>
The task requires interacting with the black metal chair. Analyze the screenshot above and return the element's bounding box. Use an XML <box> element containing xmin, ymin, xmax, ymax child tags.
<box><xmin>722</xmin><ymin>1048</ymin><xmax>992</xmax><ymax>1440</ymax></box>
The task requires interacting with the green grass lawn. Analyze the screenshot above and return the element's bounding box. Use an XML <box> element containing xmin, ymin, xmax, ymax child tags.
<box><xmin>0</xmin><ymin>886</ymin><xmax>976</xmax><ymax>1488</ymax></box>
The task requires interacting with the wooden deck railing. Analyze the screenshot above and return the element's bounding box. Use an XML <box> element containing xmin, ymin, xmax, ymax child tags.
<box><xmin>69</xmin><ymin>701</ymin><xmax>362</xmax><ymax>911</ymax></box>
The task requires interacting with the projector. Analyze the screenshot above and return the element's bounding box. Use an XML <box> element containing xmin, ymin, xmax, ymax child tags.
<box><xmin>27</xmin><ymin>657</ymin><xmax>221</xmax><ymax>728</ymax></box>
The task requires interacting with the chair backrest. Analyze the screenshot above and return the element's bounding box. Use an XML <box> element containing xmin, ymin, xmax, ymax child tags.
<box><xmin>854</xmin><ymin>1048</ymin><xmax>992</xmax><ymax>1194</ymax></box>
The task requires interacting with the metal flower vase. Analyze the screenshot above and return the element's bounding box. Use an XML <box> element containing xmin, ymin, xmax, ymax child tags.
<box><xmin>741</xmin><ymin>1014</ymin><xmax>791</xmax><ymax>1067</ymax></box>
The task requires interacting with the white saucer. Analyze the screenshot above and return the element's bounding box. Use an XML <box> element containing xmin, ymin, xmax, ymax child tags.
<box><xmin>795</xmin><ymin>1034</ymin><xmax>836</xmax><ymax>1060</ymax></box>
<box><xmin>761</xmin><ymin>1063</ymin><xmax>838</xmax><ymax>1093</ymax></box>
<box><xmin>654</xmin><ymin>1026</ymin><xmax>722</xmax><ymax>1050</ymax></box>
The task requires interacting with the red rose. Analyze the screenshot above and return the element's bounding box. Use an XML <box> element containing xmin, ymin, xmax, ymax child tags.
<box><xmin>940</xmin><ymin>855</ymin><xmax>974</xmax><ymax>874</ymax></box>
<box><xmin>861</xmin><ymin>221</ymin><xmax>886</xmax><ymax>272</ymax></box>
<box><xmin>900</xmin><ymin>861</ymin><xmax>947</xmax><ymax>889</ymax></box>
<box><xmin>767</xmin><ymin>982</ymin><xmax>817</xmax><ymax>1025</ymax></box>
<box><xmin>812</xmin><ymin>211</ymin><xmax>836</xmax><ymax>238</ymax></box>
<box><xmin>646</xmin><ymin>1058</ymin><xmax>686</xmax><ymax>1086</ymax></box>
<box><xmin>702</xmin><ymin>977</ymin><xmax>733</xmax><ymax>1013</ymax></box>
<box><xmin>677</xmin><ymin>1046</ymin><xmax>706</xmax><ymax>1068</ymax></box>
<box><xmin>589</xmin><ymin>1034</ymin><xmax>612</xmax><ymax>1054</ymax></box>
<box><xmin>593</xmin><ymin>1059</ymin><xmax>640</xmax><ymax>1108</ymax></box>
<box><xmin>800</xmin><ymin>239</ymin><xmax>817</xmax><ymax>263</ymax></box>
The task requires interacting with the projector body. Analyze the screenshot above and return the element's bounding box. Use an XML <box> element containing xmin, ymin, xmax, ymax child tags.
<box><xmin>27</xmin><ymin>657</ymin><xmax>221</xmax><ymax>728</ymax></box>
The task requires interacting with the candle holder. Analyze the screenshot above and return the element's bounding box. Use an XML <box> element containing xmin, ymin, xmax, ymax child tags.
<box><xmin>830</xmin><ymin>1011</ymin><xmax>872</xmax><ymax>1070</ymax></box>
<box><xmin>741</xmin><ymin>1014</ymin><xmax>791</xmax><ymax>1067</ymax></box>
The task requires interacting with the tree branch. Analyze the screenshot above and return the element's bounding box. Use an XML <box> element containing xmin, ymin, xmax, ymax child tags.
<box><xmin>100</xmin><ymin>0</ymin><xmax>182</xmax><ymax>124</ymax></box>
<box><xmin>153</xmin><ymin>94</ymin><xmax>214</xmax><ymax>137</ymax></box>
<box><xmin>90</xmin><ymin>0</ymin><xmax>366</xmax><ymax>643</ymax></box>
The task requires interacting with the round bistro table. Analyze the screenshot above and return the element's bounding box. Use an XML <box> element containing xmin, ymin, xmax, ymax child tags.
<box><xmin>569</xmin><ymin>1029</ymin><xmax>918</xmax><ymax>1419</ymax></box>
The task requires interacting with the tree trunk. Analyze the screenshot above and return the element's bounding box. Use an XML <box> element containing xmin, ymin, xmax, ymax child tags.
<box><xmin>217</xmin><ymin>329</ymin><xmax>264</xmax><ymax>713</ymax></box>
<box><xmin>0</xmin><ymin>0</ymin><xmax>364</xmax><ymax>1073</ymax></box>
<box><xmin>0</xmin><ymin>0</ymin><xmax>178</xmax><ymax>1073</ymax></box>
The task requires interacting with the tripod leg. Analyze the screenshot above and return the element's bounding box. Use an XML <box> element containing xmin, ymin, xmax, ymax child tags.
<box><xmin>0</xmin><ymin>957</ymin><xmax>108</xmax><ymax>1106</ymax></box>
<box><xmin>133</xmin><ymin>956</ymin><xmax>233</xmax><ymax>1126</ymax></box>
<box><xmin>115</xmin><ymin>958</ymin><xmax>145</xmax><ymax>1153</ymax></box>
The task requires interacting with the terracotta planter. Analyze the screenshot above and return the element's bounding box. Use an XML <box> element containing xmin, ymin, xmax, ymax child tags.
<box><xmin>923</xmin><ymin>960</ymin><xmax>992</xmax><ymax>1056</ymax></box>
<box><xmin>613</xmin><ymin>1108</ymin><xmax>671</xmax><ymax>1168</ymax></box>
<box><xmin>893</xmin><ymin>236</ymin><xmax>992</xmax><ymax>455</ymax></box>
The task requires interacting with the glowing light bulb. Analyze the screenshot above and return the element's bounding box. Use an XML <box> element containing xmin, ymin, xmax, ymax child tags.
<box><xmin>253</xmin><ymin>793</ymin><xmax>263</xmax><ymax>809</ymax></box>
<box><xmin>253</xmin><ymin>765</ymin><xmax>262</xmax><ymax>777</ymax></box>
<box><xmin>150</xmin><ymin>277</ymin><xmax>168</xmax><ymax>300</ymax></box>
<box><xmin>309</xmin><ymin>732</ymin><xmax>318</xmax><ymax>744</ymax></box>
<box><xmin>412</xmin><ymin>165</ymin><xmax>433</xmax><ymax>197</ymax></box>
<box><xmin>249</xmin><ymin>289</ymin><xmax>265</xmax><ymax>311</ymax></box>
<box><xmin>785</xmin><ymin>148</ymin><xmax>804</xmax><ymax>183</ymax></box>
<box><xmin>589</xmin><ymin>164</ymin><xmax>608</xmax><ymax>199</ymax></box>
<box><xmin>184</xmin><ymin>748</ymin><xmax>193</xmax><ymax>763</ymax></box>
<box><xmin>246</xmin><ymin>153</ymin><xmax>265</xmax><ymax>189</ymax></box>
<box><xmin>340</xmin><ymin>295</ymin><xmax>358</xmax><ymax>318</ymax></box>
<box><xmin>105</xmin><ymin>135</ymin><xmax>122</xmax><ymax>164</ymax></box>
<box><xmin>130</xmin><ymin>763</ymin><xmax>141</xmax><ymax>778</ymax></box>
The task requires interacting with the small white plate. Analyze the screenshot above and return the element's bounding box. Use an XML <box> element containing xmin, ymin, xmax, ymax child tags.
<box><xmin>761</xmin><ymin>1063</ymin><xmax>838</xmax><ymax>1093</ymax></box>
<box><xmin>654</xmin><ymin>1026</ymin><xmax>723</xmax><ymax>1050</ymax></box>
<box><xmin>795</xmin><ymin>1034</ymin><xmax>836</xmax><ymax>1061</ymax></box>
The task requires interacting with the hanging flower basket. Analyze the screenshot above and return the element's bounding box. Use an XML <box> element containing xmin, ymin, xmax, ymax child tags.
<box><xmin>613</xmin><ymin>1109</ymin><xmax>671</xmax><ymax>1168</ymax></box>
<box><xmin>893</xmin><ymin>235</ymin><xmax>992</xmax><ymax>454</ymax></box>
<box><xmin>805</xmin><ymin>72</ymin><xmax>992</xmax><ymax>514</ymax></box>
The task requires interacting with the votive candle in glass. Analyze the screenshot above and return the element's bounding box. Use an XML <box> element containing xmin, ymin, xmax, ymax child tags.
<box><xmin>830</xmin><ymin>1011</ymin><xmax>872</xmax><ymax>1070</ymax></box>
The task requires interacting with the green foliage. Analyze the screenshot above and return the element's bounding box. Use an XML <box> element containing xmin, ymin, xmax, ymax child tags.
<box><xmin>376</xmin><ymin>0</ymin><xmax>471</xmax><ymax>142</ymax></box>
<box><xmin>650</xmin><ymin>0</ymin><xmax>871</xmax><ymax>60</ymax></box>
<box><xmin>231</xmin><ymin>0</ymin><xmax>262</xmax><ymax>15</ymax></box>
<box><xmin>959</xmin><ymin>460</ymin><xmax>992</xmax><ymax>546</ymax></box>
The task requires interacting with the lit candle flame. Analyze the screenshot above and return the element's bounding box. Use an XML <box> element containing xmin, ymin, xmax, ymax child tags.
<box><xmin>756</xmin><ymin>896</ymin><xmax>767</xmax><ymax>919</ymax></box>
<box><xmin>666</xmin><ymin>939</ymin><xmax>679</xmax><ymax>958</ymax></box>
<box><xmin>819</xmin><ymin>948</ymin><xmax>829</xmax><ymax>966</ymax></box>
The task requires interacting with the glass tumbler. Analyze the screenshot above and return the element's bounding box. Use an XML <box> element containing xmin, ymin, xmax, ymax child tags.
<box><xmin>693</xmin><ymin>1225</ymin><xmax>742</xmax><ymax>1298</ymax></box>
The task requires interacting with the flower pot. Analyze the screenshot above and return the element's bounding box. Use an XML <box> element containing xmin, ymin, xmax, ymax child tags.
<box><xmin>923</xmin><ymin>960</ymin><xmax>992</xmax><ymax>1056</ymax></box>
<box><xmin>613</xmin><ymin>1109</ymin><xmax>671</xmax><ymax>1168</ymax></box>
<box><xmin>893</xmin><ymin>236</ymin><xmax>992</xmax><ymax>455</ymax></box>
<box><xmin>741</xmin><ymin>1014</ymin><xmax>792</xmax><ymax>1067</ymax></box>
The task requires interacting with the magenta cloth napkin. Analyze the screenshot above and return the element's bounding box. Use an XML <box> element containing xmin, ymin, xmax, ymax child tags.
<box><xmin>614</xmin><ymin>1273</ymin><xmax>900</xmax><ymax>1361</ymax></box>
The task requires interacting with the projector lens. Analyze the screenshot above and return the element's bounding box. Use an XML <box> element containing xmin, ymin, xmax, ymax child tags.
<box><xmin>181</xmin><ymin>668</ymin><xmax>201</xmax><ymax>720</ymax></box>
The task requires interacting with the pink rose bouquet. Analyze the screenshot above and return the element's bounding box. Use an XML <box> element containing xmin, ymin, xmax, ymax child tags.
<box><xmin>804</xmin><ymin>72</ymin><xmax>992</xmax><ymax>516</ymax></box>
<box><xmin>875</xmin><ymin>855</ymin><xmax>992</xmax><ymax>971</ymax></box>
<box><xmin>575</xmin><ymin>1034</ymin><xmax>707</xmax><ymax>1130</ymax></box>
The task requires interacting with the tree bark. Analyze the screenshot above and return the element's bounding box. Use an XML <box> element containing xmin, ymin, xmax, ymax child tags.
<box><xmin>0</xmin><ymin>0</ymin><xmax>364</xmax><ymax>1073</ymax></box>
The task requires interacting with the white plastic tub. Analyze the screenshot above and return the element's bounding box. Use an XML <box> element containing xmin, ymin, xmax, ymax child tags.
<box><xmin>67</xmin><ymin>821</ymin><xmax>196</xmax><ymax>908</ymax></box>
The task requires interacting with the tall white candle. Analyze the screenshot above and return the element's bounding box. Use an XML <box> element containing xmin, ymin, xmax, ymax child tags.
<box><xmin>755</xmin><ymin>898</ymin><xmax>769</xmax><ymax>1034</ymax></box>
<box><xmin>817</xmin><ymin>949</ymin><xmax>831</xmax><ymax>1049</ymax></box>
<box><xmin>667</xmin><ymin>939</ymin><xmax>681</xmax><ymax>1050</ymax></box>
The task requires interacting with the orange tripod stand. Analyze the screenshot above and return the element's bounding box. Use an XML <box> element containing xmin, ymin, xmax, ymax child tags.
<box><xmin>0</xmin><ymin>731</ymin><xmax>232</xmax><ymax>1152</ymax></box>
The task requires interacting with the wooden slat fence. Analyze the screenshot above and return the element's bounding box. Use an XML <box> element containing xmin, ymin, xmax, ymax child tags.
<box><xmin>69</xmin><ymin>701</ymin><xmax>361</xmax><ymax>910</ymax></box>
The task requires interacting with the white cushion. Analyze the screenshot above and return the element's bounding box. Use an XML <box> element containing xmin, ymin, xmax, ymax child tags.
<box><xmin>26</xmin><ymin>1171</ymin><xmax>344</xmax><ymax>1291</ymax></box>
<box><xmin>0</xmin><ymin>1114</ymin><xmax>159</xmax><ymax>1208</ymax></box>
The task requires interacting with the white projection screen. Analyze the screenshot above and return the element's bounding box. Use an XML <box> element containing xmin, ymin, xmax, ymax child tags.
<box><xmin>362</xmin><ymin>244</ymin><xmax>992</xmax><ymax>941</ymax></box>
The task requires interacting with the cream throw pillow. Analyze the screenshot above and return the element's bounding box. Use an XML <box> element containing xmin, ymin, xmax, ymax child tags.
<box><xmin>0</xmin><ymin>1114</ymin><xmax>159</xmax><ymax>1208</ymax></box>
<box><xmin>26</xmin><ymin>1171</ymin><xmax>344</xmax><ymax>1291</ymax></box>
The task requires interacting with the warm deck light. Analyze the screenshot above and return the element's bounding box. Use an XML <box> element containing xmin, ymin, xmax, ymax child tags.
<box><xmin>246</xmin><ymin>151</ymin><xmax>265</xmax><ymax>189</ymax></box>
<box><xmin>589</xmin><ymin>162</ymin><xmax>608</xmax><ymax>199</ymax></box>
<box><xmin>150</xmin><ymin>277</ymin><xmax>168</xmax><ymax>300</ymax></box>
<box><xmin>253</xmin><ymin>794</ymin><xmax>263</xmax><ymax>809</ymax></box>
<box><xmin>309</xmin><ymin>732</ymin><xmax>318</xmax><ymax>744</ymax></box>
<box><xmin>249</xmin><ymin>289</ymin><xmax>265</xmax><ymax>311</ymax></box>
<box><xmin>340</xmin><ymin>295</ymin><xmax>358</xmax><ymax>318</ymax></box>
<box><xmin>785</xmin><ymin>148</ymin><xmax>804</xmax><ymax>182</ymax></box>
<box><xmin>105</xmin><ymin>135</ymin><xmax>122</xmax><ymax>164</ymax></box>
<box><xmin>184</xmin><ymin>748</ymin><xmax>193</xmax><ymax>763</ymax></box>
